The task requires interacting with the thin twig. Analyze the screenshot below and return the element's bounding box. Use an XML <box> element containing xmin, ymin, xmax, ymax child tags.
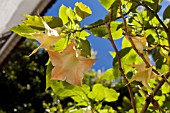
<box><xmin>140</xmin><ymin>2</ymin><xmax>170</xmax><ymax>49</ymax></box>
<box><xmin>106</xmin><ymin>4</ymin><xmax>137</xmax><ymax>113</ymax></box>
<box><xmin>69</xmin><ymin>3</ymin><xmax>140</xmax><ymax>35</ymax></box>
<box><xmin>141</xmin><ymin>71</ymin><xmax>170</xmax><ymax>113</ymax></box>
<box><xmin>106</xmin><ymin>23</ymin><xmax>137</xmax><ymax>113</ymax></box>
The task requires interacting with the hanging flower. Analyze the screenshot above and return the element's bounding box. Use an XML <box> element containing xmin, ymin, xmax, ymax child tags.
<box><xmin>29</xmin><ymin>17</ymin><xmax>65</xmax><ymax>56</ymax></box>
<box><xmin>48</xmin><ymin>41</ymin><xmax>97</xmax><ymax>86</ymax></box>
<box><xmin>127</xmin><ymin>56</ymin><xmax>160</xmax><ymax>89</ymax></box>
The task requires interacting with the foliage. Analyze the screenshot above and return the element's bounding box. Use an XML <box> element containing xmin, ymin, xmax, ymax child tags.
<box><xmin>0</xmin><ymin>40</ymin><xmax>52</xmax><ymax>112</ymax></box>
<box><xmin>8</xmin><ymin>0</ymin><xmax>170</xmax><ymax>112</ymax></box>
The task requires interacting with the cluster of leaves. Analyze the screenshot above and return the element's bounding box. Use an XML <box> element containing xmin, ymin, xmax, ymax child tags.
<box><xmin>9</xmin><ymin>0</ymin><xmax>170</xmax><ymax>112</ymax></box>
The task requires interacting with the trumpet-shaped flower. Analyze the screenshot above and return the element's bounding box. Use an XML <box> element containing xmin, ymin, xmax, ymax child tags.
<box><xmin>127</xmin><ymin>56</ymin><xmax>160</xmax><ymax>89</ymax></box>
<box><xmin>47</xmin><ymin>41</ymin><xmax>97</xmax><ymax>86</ymax></box>
<box><xmin>126</xmin><ymin>35</ymin><xmax>157</xmax><ymax>54</ymax></box>
<box><xmin>29</xmin><ymin>17</ymin><xmax>65</xmax><ymax>56</ymax></box>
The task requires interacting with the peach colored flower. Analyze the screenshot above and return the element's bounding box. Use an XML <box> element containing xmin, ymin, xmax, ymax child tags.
<box><xmin>48</xmin><ymin>41</ymin><xmax>97</xmax><ymax>86</ymax></box>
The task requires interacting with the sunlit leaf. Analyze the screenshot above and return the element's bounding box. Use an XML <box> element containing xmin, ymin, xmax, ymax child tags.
<box><xmin>160</xmin><ymin>49</ymin><xmax>170</xmax><ymax>63</ymax></box>
<box><xmin>10</xmin><ymin>24</ymin><xmax>42</xmax><ymax>39</ymax></box>
<box><xmin>22</xmin><ymin>14</ymin><xmax>63</xmax><ymax>28</ymax></box>
<box><xmin>104</xmin><ymin>88</ymin><xmax>119</xmax><ymax>102</ymax></box>
<box><xmin>59</xmin><ymin>5</ymin><xmax>69</xmax><ymax>24</ymax></box>
<box><xmin>76</xmin><ymin>30</ymin><xmax>90</xmax><ymax>40</ymax></box>
<box><xmin>98</xmin><ymin>0</ymin><xmax>115</xmax><ymax>10</ymax></box>
<box><xmin>74</xmin><ymin>2</ymin><xmax>92</xmax><ymax>21</ymax></box>
<box><xmin>88</xmin><ymin>84</ymin><xmax>105</xmax><ymax>101</ymax></box>
<box><xmin>163</xmin><ymin>5</ymin><xmax>170</xmax><ymax>20</ymax></box>
<box><xmin>161</xmin><ymin>82</ymin><xmax>170</xmax><ymax>94</ymax></box>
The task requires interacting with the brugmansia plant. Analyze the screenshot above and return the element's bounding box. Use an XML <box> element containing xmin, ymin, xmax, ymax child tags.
<box><xmin>10</xmin><ymin>0</ymin><xmax>170</xmax><ymax>112</ymax></box>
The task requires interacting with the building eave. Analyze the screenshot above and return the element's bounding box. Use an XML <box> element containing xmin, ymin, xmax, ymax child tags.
<box><xmin>0</xmin><ymin>0</ymin><xmax>56</xmax><ymax>67</ymax></box>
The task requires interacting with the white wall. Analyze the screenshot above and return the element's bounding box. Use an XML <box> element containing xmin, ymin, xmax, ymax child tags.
<box><xmin>0</xmin><ymin>0</ymin><xmax>40</xmax><ymax>34</ymax></box>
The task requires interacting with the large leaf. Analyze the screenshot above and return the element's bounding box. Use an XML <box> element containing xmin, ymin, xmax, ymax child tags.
<box><xmin>59</xmin><ymin>5</ymin><xmax>69</xmax><ymax>24</ymax></box>
<box><xmin>163</xmin><ymin>5</ymin><xmax>170</xmax><ymax>20</ymax></box>
<box><xmin>10</xmin><ymin>15</ymin><xmax>63</xmax><ymax>39</ymax></box>
<box><xmin>74</xmin><ymin>2</ymin><xmax>92</xmax><ymax>21</ymax></box>
<box><xmin>104</xmin><ymin>88</ymin><xmax>119</xmax><ymax>102</ymax></box>
<box><xmin>88</xmin><ymin>84</ymin><xmax>105</xmax><ymax>101</ymax></box>
<box><xmin>10</xmin><ymin>24</ymin><xmax>42</xmax><ymax>39</ymax></box>
<box><xmin>22</xmin><ymin>14</ymin><xmax>63</xmax><ymax>28</ymax></box>
<box><xmin>88</xmin><ymin>84</ymin><xmax>119</xmax><ymax>102</ymax></box>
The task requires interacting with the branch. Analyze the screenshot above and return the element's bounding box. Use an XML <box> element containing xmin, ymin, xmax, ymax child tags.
<box><xmin>141</xmin><ymin>71</ymin><xmax>170</xmax><ymax>113</ymax></box>
<box><xmin>105</xmin><ymin>4</ymin><xmax>137</xmax><ymax>113</ymax></box>
<box><xmin>106</xmin><ymin>23</ymin><xmax>137</xmax><ymax>113</ymax></box>
<box><xmin>69</xmin><ymin>3</ymin><xmax>140</xmax><ymax>34</ymax></box>
<box><xmin>140</xmin><ymin>2</ymin><xmax>170</xmax><ymax>49</ymax></box>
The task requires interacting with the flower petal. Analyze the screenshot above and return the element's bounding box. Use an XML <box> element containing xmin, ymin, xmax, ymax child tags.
<box><xmin>48</xmin><ymin>41</ymin><xmax>97</xmax><ymax>86</ymax></box>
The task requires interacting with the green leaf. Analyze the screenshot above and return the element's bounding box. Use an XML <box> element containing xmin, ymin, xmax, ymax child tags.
<box><xmin>163</xmin><ymin>5</ymin><xmax>170</xmax><ymax>20</ymax></box>
<box><xmin>10</xmin><ymin>15</ymin><xmax>63</xmax><ymax>39</ymax></box>
<box><xmin>74</xmin><ymin>2</ymin><xmax>92</xmax><ymax>21</ymax></box>
<box><xmin>101</xmin><ymin>68</ymin><xmax>120</xmax><ymax>81</ymax></box>
<box><xmin>152</xmin><ymin>48</ymin><xmax>164</xmax><ymax>69</ymax></box>
<box><xmin>147</xmin><ymin>34</ymin><xmax>155</xmax><ymax>44</ymax></box>
<box><xmin>54</xmin><ymin>38</ymin><xmax>70</xmax><ymax>52</ymax></box>
<box><xmin>98</xmin><ymin>0</ymin><xmax>116</xmax><ymax>10</ymax></box>
<box><xmin>109</xmin><ymin>51</ymin><xmax>116</xmax><ymax>58</ymax></box>
<box><xmin>143</xmin><ymin>0</ymin><xmax>154</xmax><ymax>3</ymax></box>
<box><xmin>77</xmin><ymin>39</ymin><xmax>91</xmax><ymax>57</ymax></box>
<box><xmin>46</xmin><ymin>62</ymin><xmax>53</xmax><ymax>90</ymax></box>
<box><xmin>59</xmin><ymin>5</ymin><xmax>69</xmax><ymax>24</ymax></box>
<box><xmin>122</xmin><ymin>37</ymin><xmax>131</xmax><ymax>48</ymax></box>
<box><xmin>104</xmin><ymin>0</ymin><xmax>119</xmax><ymax>21</ymax></box>
<box><xmin>122</xmin><ymin>96</ymin><xmax>131</xmax><ymax>111</ymax></box>
<box><xmin>46</xmin><ymin>63</ymin><xmax>66</xmax><ymax>94</ymax></box>
<box><xmin>76</xmin><ymin>30</ymin><xmax>90</xmax><ymax>40</ymax></box>
<box><xmin>90</xmin><ymin>21</ymin><xmax>122</xmax><ymax>40</ymax></box>
<box><xmin>104</xmin><ymin>88</ymin><xmax>119</xmax><ymax>102</ymax></box>
<box><xmin>144</xmin><ymin>2</ymin><xmax>162</xmax><ymax>20</ymax></box>
<box><xmin>154</xmin><ymin>95</ymin><xmax>166</xmax><ymax>106</ymax></box>
<box><xmin>88</xmin><ymin>84</ymin><xmax>105</xmax><ymax>101</ymax></box>
<box><xmin>157</xmin><ymin>64</ymin><xmax>169</xmax><ymax>74</ymax></box>
<box><xmin>161</xmin><ymin>82</ymin><xmax>170</xmax><ymax>94</ymax></box>
<box><xmin>81</xmin><ymin>85</ymin><xmax>90</xmax><ymax>94</ymax></box>
<box><xmin>22</xmin><ymin>14</ymin><xmax>63</xmax><ymax>28</ymax></box>
<box><xmin>10</xmin><ymin>24</ymin><xmax>42</xmax><ymax>39</ymax></box>
<box><xmin>66</xmin><ymin>7</ymin><xmax>76</xmax><ymax>22</ymax></box>
<box><xmin>113</xmin><ymin>47</ymin><xmax>132</xmax><ymax>65</ymax></box>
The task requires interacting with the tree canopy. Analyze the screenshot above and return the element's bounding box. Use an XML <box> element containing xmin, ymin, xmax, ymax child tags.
<box><xmin>5</xmin><ymin>0</ymin><xmax>170</xmax><ymax>112</ymax></box>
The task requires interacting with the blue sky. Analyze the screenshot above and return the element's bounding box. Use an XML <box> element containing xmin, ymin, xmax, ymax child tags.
<box><xmin>45</xmin><ymin>0</ymin><xmax>170</xmax><ymax>71</ymax></box>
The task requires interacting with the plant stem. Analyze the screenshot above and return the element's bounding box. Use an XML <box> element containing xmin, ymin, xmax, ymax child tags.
<box><xmin>106</xmin><ymin>5</ymin><xmax>137</xmax><ymax>111</ymax></box>
<box><xmin>106</xmin><ymin>23</ymin><xmax>137</xmax><ymax>113</ymax></box>
<box><xmin>141</xmin><ymin>71</ymin><xmax>170</xmax><ymax>113</ymax></box>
